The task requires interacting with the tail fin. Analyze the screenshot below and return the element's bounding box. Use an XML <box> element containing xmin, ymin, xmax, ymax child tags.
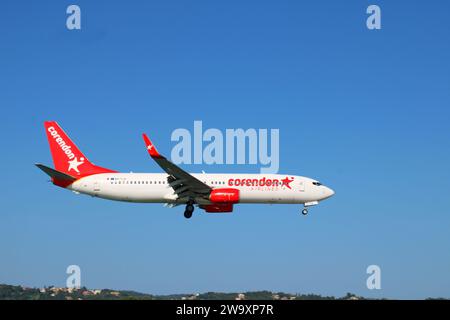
<box><xmin>44</xmin><ymin>121</ymin><xmax>116</xmax><ymax>177</ymax></box>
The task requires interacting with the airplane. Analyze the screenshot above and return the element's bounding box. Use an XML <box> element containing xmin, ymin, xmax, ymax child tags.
<box><xmin>36</xmin><ymin>121</ymin><xmax>335</xmax><ymax>219</ymax></box>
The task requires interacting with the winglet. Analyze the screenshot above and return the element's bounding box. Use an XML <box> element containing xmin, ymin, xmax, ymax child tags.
<box><xmin>142</xmin><ymin>134</ymin><xmax>162</xmax><ymax>158</ymax></box>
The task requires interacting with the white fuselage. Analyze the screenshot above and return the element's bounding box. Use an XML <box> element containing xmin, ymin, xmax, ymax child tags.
<box><xmin>69</xmin><ymin>173</ymin><xmax>335</xmax><ymax>205</ymax></box>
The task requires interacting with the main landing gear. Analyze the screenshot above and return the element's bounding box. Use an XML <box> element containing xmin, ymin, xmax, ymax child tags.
<box><xmin>301</xmin><ymin>208</ymin><xmax>308</xmax><ymax>215</ymax></box>
<box><xmin>184</xmin><ymin>201</ymin><xmax>195</xmax><ymax>219</ymax></box>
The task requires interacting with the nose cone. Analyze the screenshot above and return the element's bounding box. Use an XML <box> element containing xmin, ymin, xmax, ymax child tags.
<box><xmin>322</xmin><ymin>186</ymin><xmax>335</xmax><ymax>200</ymax></box>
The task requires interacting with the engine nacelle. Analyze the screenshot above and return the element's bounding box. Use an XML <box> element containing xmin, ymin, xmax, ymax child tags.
<box><xmin>202</xmin><ymin>203</ymin><xmax>234</xmax><ymax>213</ymax></box>
<box><xmin>209</xmin><ymin>188</ymin><xmax>240</xmax><ymax>204</ymax></box>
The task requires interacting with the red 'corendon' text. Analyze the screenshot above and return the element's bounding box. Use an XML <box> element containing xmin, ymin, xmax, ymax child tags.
<box><xmin>228</xmin><ymin>178</ymin><xmax>280</xmax><ymax>187</ymax></box>
<box><xmin>48</xmin><ymin>126</ymin><xmax>75</xmax><ymax>160</ymax></box>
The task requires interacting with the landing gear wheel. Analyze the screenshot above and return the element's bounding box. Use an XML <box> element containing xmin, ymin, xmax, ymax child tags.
<box><xmin>184</xmin><ymin>202</ymin><xmax>195</xmax><ymax>219</ymax></box>
<box><xmin>302</xmin><ymin>208</ymin><xmax>308</xmax><ymax>215</ymax></box>
<box><xmin>184</xmin><ymin>210</ymin><xmax>193</xmax><ymax>219</ymax></box>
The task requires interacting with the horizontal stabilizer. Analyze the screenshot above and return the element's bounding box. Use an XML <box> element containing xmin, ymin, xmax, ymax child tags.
<box><xmin>35</xmin><ymin>163</ymin><xmax>76</xmax><ymax>182</ymax></box>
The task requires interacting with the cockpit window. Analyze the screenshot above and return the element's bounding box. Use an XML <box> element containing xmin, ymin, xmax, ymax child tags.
<box><xmin>312</xmin><ymin>181</ymin><xmax>322</xmax><ymax>186</ymax></box>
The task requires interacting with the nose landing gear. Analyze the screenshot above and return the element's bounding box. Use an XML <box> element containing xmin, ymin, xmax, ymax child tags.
<box><xmin>184</xmin><ymin>201</ymin><xmax>195</xmax><ymax>219</ymax></box>
<box><xmin>301</xmin><ymin>201</ymin><xmax>318</xmax><ymax>216</ymax></box>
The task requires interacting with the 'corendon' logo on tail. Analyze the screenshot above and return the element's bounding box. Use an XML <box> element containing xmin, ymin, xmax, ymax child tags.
<box><xmin>48</xmin><ymin>126</ymin><xmax>84</xmax><ymax>174</ymax></box>
<box><xmin>68</xmin><ymin>157</ymin><xmax>84</xmax><ymax>174</ymax></box>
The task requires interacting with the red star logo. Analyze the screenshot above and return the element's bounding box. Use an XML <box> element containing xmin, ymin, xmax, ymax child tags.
<box><xmin>281</xmin><ymin>177</ymin><xmax>294</xmax><ymax>189</ymax></box>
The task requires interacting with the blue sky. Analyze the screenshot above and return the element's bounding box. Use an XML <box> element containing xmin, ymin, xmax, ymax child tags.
<box><xmin>1</xmin><ymin>0</ymin><xmax>449</xmax><ymax>299</ymax></box>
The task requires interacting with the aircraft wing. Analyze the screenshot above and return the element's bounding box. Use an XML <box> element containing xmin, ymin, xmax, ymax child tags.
<box><xmin>142</xmin><ymin>134</ymin><xmax>212</xmax><ymax>201</ymax></box>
